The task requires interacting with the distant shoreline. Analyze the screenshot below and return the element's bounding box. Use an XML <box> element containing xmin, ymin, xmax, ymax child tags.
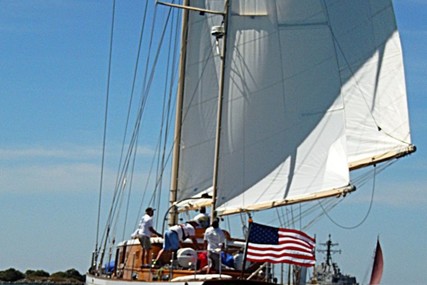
<box><xmin>0</xmin><ymin>268</ymin><xmax>85</xmax><ymax>285</ymax></box>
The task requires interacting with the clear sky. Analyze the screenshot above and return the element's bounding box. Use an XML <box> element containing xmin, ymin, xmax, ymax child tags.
<box><xmin>0</xmin><ymin>1</ymin><xmax>426</xmax><ymax>285</ymax></box>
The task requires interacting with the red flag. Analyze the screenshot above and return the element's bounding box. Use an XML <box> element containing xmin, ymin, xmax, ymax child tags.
<box><xmin>369</xmin><ymin>239</ymin><xmax>384</xmax><ymax>285</ymax></box>
<box><xmin>246</xmin><ymin>223</ymin><xmax>316</xmax><ymax>267</ymax></box>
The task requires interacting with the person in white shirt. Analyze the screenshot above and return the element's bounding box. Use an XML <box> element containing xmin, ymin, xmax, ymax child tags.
<box><xmin>131</xmin><ymin>207</ymin><xmax>162</xmax><ymax>265</ymax></box>
<box><xmin>193</xmin><ymin>206</ymin><xmax>210</xmax><ymax>228</ymax></box>
<box><xmin>153</xmin><ymin>222</ymin><xmax>198</xmax><ymax>266</ymax></box>
<box><xmin>204</xmin><ymin>218</ymin><xmax>226</xmax><ymax>273</ymax></box>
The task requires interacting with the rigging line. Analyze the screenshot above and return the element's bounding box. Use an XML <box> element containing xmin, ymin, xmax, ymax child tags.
<box><xmin>121</xmin><ymin>135</ymin><xmax>139</xmax><ymax>241</ymax></box>
<box><xmin>96</xmin><ymin>0</ymin><xmax>117</xmax><ymax>258</ymax></box>
<box><xmin>109</xmin><ymin>113</ymin><xmax>147</xmax><ymax>242</ymax></box>
<box><xmin>352</xmin><ymin>160</ymin><xmax>396</xmax><ymax>189</ymax></box>
<box><xmin>321</xmin><ymin>166</ymin><xmax>378</xmax><ymax>230</ymax></box>
<box><xmin>121</xmin><ymin>10</ymin><xmax>173</xmax><ymax>228</ymax></box>
<box><xmin>127</xmin><ymin>2</ymin><xmax>164</xmax><ymax>144</ymax></box>
<box><xmin>135</xmin><ymin>136</ymin><xmax>164</xmax><ymax>228</ymax></box>
<box><xmin>136</xmin><ymin>100</ymin><xmax>178</xmax><ymax>221</ymax></box>
<box><xmin>120</xmin><ymin>1</ymin><xmax>166</xmax><ymax>195</ymax></box>
<box><xmin>279</xmin><ymin>207</ymin><xmax>286</xmax><ymax>228</ymax></box>
<box><xmin>117</xmin><ymin>0</ymin><xmax>156</xmax><ymax>234</ymax></box>
<box><xmin>134</xmin><ymin>6</ymin><xmax>175</xmax><ymax>149</ymax></box>
<box><xmin>275</xmin><ymin>207</ymin><xmax>284</xmax><ymax>227</ymax></box>
<box><xmin>99</xmin><ymin>91</ymin><xmax>150</xmax><ymax>254</ymax></box>
<box><xmin>135</xmin><ymin>123</ymin><xmax>176</xmax><ymax>229</ymax></box>
<box><xmin>289</xmin><ymin>205</ymin><xmax>295</xmax><ymax>229</ymax></box>
<box><xmin>154</xmin><ymin>37</ymin><xmax>171</xmax><ymax>216</ymax></box>
<box><xmin>266</xmin><ymin>198</ymin><xmax>338</xmax><ymax>231</ymax></box>
<box><xmin>303</xmin><ymin>199</ymin><xmax>341</xmax><ymax>231</ymax></box>
<box><xmin>155</xmin><ymin>47</ymin><xmax>173</xmax><ymax>200</ymax></box>
<box><xmin>97</xmin><ymin>1</ymin><xmax>156</xmax><ymax>254</ymax></box>
<box><xmin>111</xmin><ymin>178</ymin><xmax>128</xmax><ymax>243</ymax></box>
<box><xmin>140</xmin><ymin>0</ymin><xmax>161</xmax><ymax>99</ymax></box>
<box><xmin>155</xmin><ymin>10</ymin><xmax>180</xmax><ymax>226</ymax></box>
<box><xmin>112</xmin><ymin>0</ymin><xmax>150</xmax><ymax>208</ymax></box>
<box><xmin>135</xmin><ymin>108</ymin><xmax>178</xmax><ymax>229</ymax></box>
<box><xmin>114</xmin><ymin>2</ymin><xmax>161</xmax><ymax>204</ymax></box>
<box><xmin>133</xmin><ymin>7</ymin><xmax>179</xmax><ymax>229</ymax></box>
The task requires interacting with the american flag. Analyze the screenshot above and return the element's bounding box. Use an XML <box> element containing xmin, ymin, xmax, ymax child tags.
<box><xmin>246</xmin><ymin>222</ymin><xmax>316</xmax><ymax>267</ymax></box>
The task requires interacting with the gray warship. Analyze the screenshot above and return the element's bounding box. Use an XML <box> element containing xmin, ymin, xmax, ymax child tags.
<box><xmin>307</xmin><ymin>235</ymin><xmax>358</xmax><ymax>285</ymax></box>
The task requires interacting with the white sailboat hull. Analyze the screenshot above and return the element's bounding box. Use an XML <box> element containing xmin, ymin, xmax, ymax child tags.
<box><xmin>86</xmin><ymin>273</ymin><xmax>274</xmax><ymax>285</ymax></box>
<box><xmin>86</xmin><ymin>273</ymin><xmax>211</xmax><ymax>285</ymax></box>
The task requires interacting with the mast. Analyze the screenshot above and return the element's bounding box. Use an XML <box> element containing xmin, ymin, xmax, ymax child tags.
<box><xmin>317</xmin><ymin>235</ymin><xmax>341</xmax><ymax>269</ymax></box>
<box><xmin>169</xmin><ymin>0</ymin><xmax>190</xmax><ymax>226</ymax></box>
<box><xmin>211</xmin><ymin>0</ymin><xmax>229</xmax><ymax>221</ymax></box>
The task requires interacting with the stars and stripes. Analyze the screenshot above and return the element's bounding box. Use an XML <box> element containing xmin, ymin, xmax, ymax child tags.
<box><xmin>246</xmin><ymin>222</ymin><xmax>316</xmax><ymax>267</ymax></box>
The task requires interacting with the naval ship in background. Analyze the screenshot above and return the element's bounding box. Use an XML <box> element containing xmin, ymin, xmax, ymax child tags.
<box><xmin>307</xmin><ymin>236</ymin><xmax>359</xmax><ymax>285</ymax></box>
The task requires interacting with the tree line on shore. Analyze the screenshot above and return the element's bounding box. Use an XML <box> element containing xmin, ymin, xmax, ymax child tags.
<box><xmin>0</xmin><ymin>268</ymin><xmax>85</xmax><ymax>284</ymax></box>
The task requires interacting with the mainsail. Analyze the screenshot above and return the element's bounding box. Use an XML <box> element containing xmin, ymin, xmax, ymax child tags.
<box><xmin>174</xmin><ymin>0</ymin><xmax>414</xmax><ymax>215</ymax></box>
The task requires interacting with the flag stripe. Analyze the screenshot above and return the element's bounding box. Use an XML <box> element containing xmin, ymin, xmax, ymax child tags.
<box><xmin>247</xmin><ymin>246</ymin><xmax>316</xmax><ymax>258</ymax></box>
<box><xmin>279</xmin><ymin>228</ymin><xmax>315</xmax><ymax>243</ymax></box>
<box><xmin>246</xmin><ymin>255</ymin><xmax>316</xmax><ymax>264</ymax></box>
<box><xmin>279</xmin><ymin>236</ymin><xmax>315</xmax><ymax>248</ymax></box>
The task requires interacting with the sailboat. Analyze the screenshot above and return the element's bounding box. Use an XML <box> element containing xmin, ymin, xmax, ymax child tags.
<box><xmin>369</xmin><ymin>239</ymin><xmax>384</xmax><ymax>285</ymax></box>
<box><xmin>85</xmin><ymin>0</ymin><xmax>415</xmax><ymax>284</ymax></box>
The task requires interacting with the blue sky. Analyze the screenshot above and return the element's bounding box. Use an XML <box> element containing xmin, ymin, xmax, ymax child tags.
<box><xmin>0</xmin><ymin>1</ymin><xmax>426</xmax><ymax>285</ymax></box>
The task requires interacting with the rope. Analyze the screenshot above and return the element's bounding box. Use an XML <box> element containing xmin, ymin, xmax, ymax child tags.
<box><xmin>116</xmin><ymin>0</ymin><xmax>151</xmax><ymax>242</ymax></box>
<box><xmin>321</xmin><ymin>166</ymin><xmax>378</xmax><ymax>230</ymax></box>
<box><xmin>96</xmin><ymin>0</ymin><xmax>179</xmax><ymax>264</ymax></box>
<box><xmin>95</xmin><ymin>0</ymin><xmax>117</xmax><ymax>268</ymax></box>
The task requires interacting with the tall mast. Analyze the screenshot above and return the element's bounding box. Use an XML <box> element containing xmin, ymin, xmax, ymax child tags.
<box><xmin>169</xmin><ymin>0</ymin><xmax>190</xmax><ymax>226</ymax></box>
<box><xmin>211</xmin><ymin>0</ymin><xmax>230</xmax><ymax>221</ymax></box>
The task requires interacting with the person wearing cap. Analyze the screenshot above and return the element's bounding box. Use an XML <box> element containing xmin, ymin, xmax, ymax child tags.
<box><xmin>203</xmin><ymin>218</ymin><xmax>225</xmax><ymax>273</ymax></box>
<box><xmin>153</xmin><ymin>221</ymin><xmax>199</xmax><ymax>266</ymax></box>
<box><xmin>132</xmin><ymin>207</ymin><xmax>162</xmax><ymax>265</ymax></box>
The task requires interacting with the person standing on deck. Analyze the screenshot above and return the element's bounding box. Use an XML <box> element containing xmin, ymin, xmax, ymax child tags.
<box><xmin>204</xmin><ymin>218</ymin><xmax>225</xmax><ymax>274</ymax></box>
<box><xmin>132</xmin><ymin>207</ymin><xmax>162</xmax><ymax>265</ymax></box>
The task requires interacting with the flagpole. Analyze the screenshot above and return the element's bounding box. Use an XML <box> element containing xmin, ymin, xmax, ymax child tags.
<box><xmin>240</xmin><ymin>217</ymin><xmax>253</xmax><ymax>279</ymax></box>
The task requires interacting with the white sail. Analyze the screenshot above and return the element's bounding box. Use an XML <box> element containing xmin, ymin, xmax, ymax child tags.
<box><xmin>214</xmin><ymin>0</ymin><xmax>351</xmax><ymax>215</ymax></box>
<box><xmin>176</xmin><ymin>0</ymin><xmax>223</xmax><ymax>201</ymax></box>
<box><xmin>327</xmin><ymin>1</ymin><xmax>413</xmax><ymax>169</ymax></box>
<box><xmin>86</xmin><ymin>1</ymin><xmax>415</xmax><ymax>283</ymax></box>
<box><xmin>175</xmin><ymin>0</ymin><xmax>413</xmax><ymax>215</ymax></box>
